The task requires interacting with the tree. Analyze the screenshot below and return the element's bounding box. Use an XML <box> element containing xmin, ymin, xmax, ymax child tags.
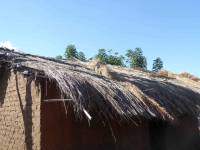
<box><xmin>126</xmin><ymin>48</ymin><xmax>147</xmax><ymax>69</ymax></box>
<box><xmin>107</xmin><ymin>54</ymin><xmax>125</xmax><ymax>66</ymax></box>
<box><xmin>55</xmin><ymin>55</ymin><xmax>63</xmax><ymax>59</ymax></box>
<box><xmin>95</xmin><ymin>49</ymin><xmax>108</xmax><ymax>63</ymax></box>
<box><xmin>95</xmin><ymin>49</ymin><xmax>125</xmax><ymax>66</ymax></box>
<box><xmin>152</xmin><ymin>57</ymin><xmax>163</xmax><ymax>72</ymax></box>
<box><xmin>77</xmin><ymin>51</ymin><xmax>86</xmax><ymax>61</ymax></box>
<box><xmin>63</xmin><ymin>44</ymin><xmax>87</xmax><ymax>61</ymax></box>
<box><xmin>65</xmin><ymin>44</ymin><xmax>78</xmax><ymax>59</ymax></box>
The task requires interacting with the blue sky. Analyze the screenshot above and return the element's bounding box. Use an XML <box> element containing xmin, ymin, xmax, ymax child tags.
<box><xmin>0</xmin><ymin>0</ymin><xmax>200</xmax><ymax>76</ymax></box>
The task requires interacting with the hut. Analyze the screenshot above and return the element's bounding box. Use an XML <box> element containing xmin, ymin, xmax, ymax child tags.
<box><xmin>0</xmin><ymin>48</ymin><xmax>200</xmax><ymax>150</ymax></box>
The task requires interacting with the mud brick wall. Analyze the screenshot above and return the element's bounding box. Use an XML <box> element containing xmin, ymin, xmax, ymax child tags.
<box><xmin>0</xmin><ymin>71</ymin><xmax>41</xmax><ymax>150</ymax></box>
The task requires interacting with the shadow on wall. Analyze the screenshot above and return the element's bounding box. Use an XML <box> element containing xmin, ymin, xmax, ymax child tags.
<box><xmin>0</xmin><ymin>65</ymin><xmax>10</xmax><ymax>107</ymax></box>
<box><xmin>15</xmin><ymin>74</ymin><xmax>33</xmax><ymax>150</ymax></box>
<box><xmin>149</xmin><ymin>117</ymin><xmax>200</xmax><ymax>150</ymax></box>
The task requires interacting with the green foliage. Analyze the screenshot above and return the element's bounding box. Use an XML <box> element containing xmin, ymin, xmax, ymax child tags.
<box><xmin>61</xmin><ymin>45</ymin><xmax>157</xmax><ymax>70</ymax></box>
<box><xmin>95</xmin><ymin>49</ymin><xmax>108</xmax><ymax>63</ymax></box>
<box><xmin>107</xmin><ymin>54</ymin><xmax>124</xmax><ymax>66</ymax></box>
<box><xmin>126</xmin><ymin>48</ymin><xmax>147</xmax><ymax>69</ymax></box>
<box><xmin>64</xmin><ymin>44</ymin><xmax>86</xmax><ymax>61</ymax></box>
<box><xmin>152</xmin><ymin>57</ymin><xmax>163</xmax><ymax>72</ymax></box>
<box><xmin>77</xmin><ymin>51</ymin><xmax>86</xmax><ymax>61</ymax></box>
<box><xmin>95</xmin><ymin>49</ymin><xmax>124</xmax><ymax>66</ymax></box>
<box><xmin>65</xmin><ymin>44</ymin><xmax>78</xmax><ymax>59</ymax></box>
<box><xmin>55</xmin><ymin>55</ymin><xmax>63</xmax><ymax>59</ymax></box>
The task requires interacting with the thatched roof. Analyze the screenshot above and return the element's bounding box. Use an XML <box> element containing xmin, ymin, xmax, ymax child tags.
<box><xmin>0</xmin><ymin>48</ymin><xmax>200</xmax><ymax>122</ymax></box>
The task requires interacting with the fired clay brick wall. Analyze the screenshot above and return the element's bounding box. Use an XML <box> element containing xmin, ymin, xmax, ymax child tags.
<box><xmin>0</xmin><ymin>71</ymin><xmax>41</xmax><ymax>150</ymax></box>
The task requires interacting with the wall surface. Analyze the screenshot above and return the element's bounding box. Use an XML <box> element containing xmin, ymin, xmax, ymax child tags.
<box><xmin>40</xmin><ymin>80</ymin><xmax>200</xmax><ymax>150</ymax></box>
<box><xmin>41</xmin><ymin>102</ymin><xmax>150</xmax><ymax>150</ymax></box>
<box><xmin>149</xmin><ymin>117</ymin><xmax>200</xmax><ymax>150</ymax></box>
<box><xmin>40</xmin><ymin>80</ymin><xmax>150</xmax><ymax>150</ymax></box>
<box><xmin>0</xmin><ymin>70</ymin><xmax>41</xmax><ymax>150</ymax></box>
<box><xmin>165</xmin><ymin>116</ymin><xmax>200</xmax><ymax>150</ymax></box>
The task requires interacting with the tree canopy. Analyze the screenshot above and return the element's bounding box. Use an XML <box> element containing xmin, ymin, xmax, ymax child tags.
<box><xmin>95</xmin><ymin>49</ymin><xmax>108</xmax><ymax>63</ymax></box>
<box><xmin>65</xmin><ymin>44</ymin><xmax>78</xmax><ymax>59</ymax></box>
<box><xmin>126</xmin><ymin>48</ymin><xmax>147</xmax><ymax>69</ymax></box>
<box><xmin>107</xmin><ymin>54</ymin><xmax>124</xmax><ymax>66</ymax></box>
<box><xmin>95</xmin><ymin>49</ymin><xmax>124</xmax><ymax>66</ymax></box>
<box><xmin>58</xmin><ymin>45</ymin><xmax>164</xmax><ymax>70</ymax></box>
<box><xmin>64</xmin><ymin>44</ymin><xmax>86</xmax><ymax>61</ymax></box>
<box><xmin>152</xmin><ymin>57</ymin><xmax>163</xmax><ymax>72</ymax></box>
<box><xmin>55</xmin><ymin>55</ymin><xmax>63</xmax><ymax>60</ymax></box>
<box><xmin>77</xmin><ymin>51</ymin><xmax>86</xmax><ymax>61</ymax></box>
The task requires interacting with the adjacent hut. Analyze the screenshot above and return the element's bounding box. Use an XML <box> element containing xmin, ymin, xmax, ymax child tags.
<box><xmin>0</xmin><ymin>48</ymin><xmax>200</xmax><ymax>150</ymax></box>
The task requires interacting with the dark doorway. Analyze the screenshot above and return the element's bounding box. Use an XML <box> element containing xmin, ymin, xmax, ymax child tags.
<box><xmin>149</xmin><ymin>117</ymin><xmax>200</xmax><ymax>150</ymax></box>
<box><xmin>149</xmin><ymin>119</ymin><xmax>167</xmax><ymax>150</ymax></box>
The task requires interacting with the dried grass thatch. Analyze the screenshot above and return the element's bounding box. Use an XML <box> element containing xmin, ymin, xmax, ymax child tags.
<box><xmin>0</xmin><ymin>48</ymin><xmax>200</xmax><ymax>123</ymax></box>
<box><xmin>179</xmin><ymin>72</ymin><xmax>200</xmax><ymax>82</ymax></box>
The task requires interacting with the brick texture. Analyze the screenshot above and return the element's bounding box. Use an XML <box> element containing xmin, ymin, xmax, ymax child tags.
<box><xmin>0</xmin><ymin>71</ymin><xmax>41</xmax><ymax>150</ymax></box>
